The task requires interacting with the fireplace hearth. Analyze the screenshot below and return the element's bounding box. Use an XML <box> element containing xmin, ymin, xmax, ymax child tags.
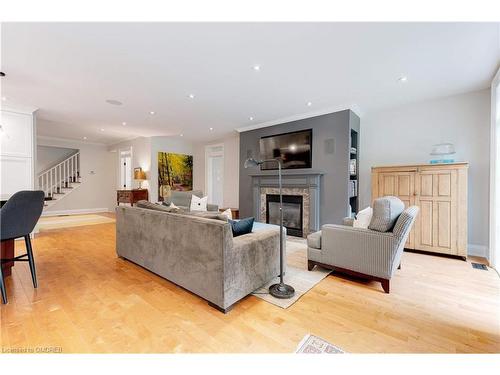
<box><xmin>266</xmin><ymin>194</ymin><xmax>303</xmax><ymax>237</ymax></box>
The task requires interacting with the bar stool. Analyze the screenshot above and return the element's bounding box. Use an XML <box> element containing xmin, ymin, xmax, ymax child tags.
<box><xmin>0</xmin><ymin>190</ymin><xmax>45</xmax><ymax>304</ymax></box>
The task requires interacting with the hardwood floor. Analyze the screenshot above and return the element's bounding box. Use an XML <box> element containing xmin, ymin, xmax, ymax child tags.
<box><xmin>1</xmin><ymin>222</ymin><xmax>499</xmax><ymax>353</ymax></box>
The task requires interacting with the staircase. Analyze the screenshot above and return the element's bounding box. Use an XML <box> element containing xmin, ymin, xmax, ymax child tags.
<box><xmin>38</xmin><ymin>151</ymin><xmax>82</xmax><ymax>209</ymax></box>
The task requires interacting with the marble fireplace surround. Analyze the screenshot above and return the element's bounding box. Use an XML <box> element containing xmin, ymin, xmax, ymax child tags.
<box><xmin>249</xmin><ymin>170</ymin><xmax>323</xmax><ymax>236</ymax></box>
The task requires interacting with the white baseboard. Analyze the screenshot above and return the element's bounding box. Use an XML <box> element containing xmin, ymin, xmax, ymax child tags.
<box><xmin>468</xmin><ymin>244</ymin><xmax>489</xmax><ymax>258</ymax></box>
<box><xmin>41</xmin><ymin>208</ymin><xmax>111</xmax><ymax>217</ymax></box>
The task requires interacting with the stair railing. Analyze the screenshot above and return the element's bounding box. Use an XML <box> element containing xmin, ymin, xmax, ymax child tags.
<box><xmin>38</xmin><ymin>151</ymin><xmax>80</xmax><ymax>199</ymax></box>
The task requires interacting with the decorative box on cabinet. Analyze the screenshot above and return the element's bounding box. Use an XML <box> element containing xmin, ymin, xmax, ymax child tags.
<box><xmin>371</xmin><ymin>162</ymin><xmax>468</xmax><ymax>260</ymax></box>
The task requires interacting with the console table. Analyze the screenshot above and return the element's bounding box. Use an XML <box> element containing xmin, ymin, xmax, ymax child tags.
<box><xmin>117</xmin><ymin>189</ymin><xmax>149</xmax><ymax>206</ymax></box>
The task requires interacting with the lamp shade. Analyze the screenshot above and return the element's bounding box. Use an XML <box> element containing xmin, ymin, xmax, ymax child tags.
<box><xmin>134</xmin><ymin>169</ymin><xmax>147</xmax><ymax>180</ymax></box>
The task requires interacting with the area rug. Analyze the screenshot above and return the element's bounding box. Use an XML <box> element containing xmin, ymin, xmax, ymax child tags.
<box><xmin>252</xmin><ymin>238</ymin><xmax>331</xmax><ymax>308</ymax></box>
<box><xmin>36</xmin><ymin>214</ymin><xmax>115</xmax><ymax>231</ymax></box>
<box><xmin>295</xmin><ymin>334</ymin><xmax>345</xmax><ymax>353</ymax></box>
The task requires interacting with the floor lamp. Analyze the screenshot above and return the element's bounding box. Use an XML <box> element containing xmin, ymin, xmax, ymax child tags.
<box><xmin>244</xmin><ymin>157</ymin><xmax>295</xmax><ymax>299</ymax></box>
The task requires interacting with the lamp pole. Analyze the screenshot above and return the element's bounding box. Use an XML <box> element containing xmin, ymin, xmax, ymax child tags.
<box><xmin>245</xmin><ymin>157</ymin><xmax>294</xmax><ymax>299</ymax></box>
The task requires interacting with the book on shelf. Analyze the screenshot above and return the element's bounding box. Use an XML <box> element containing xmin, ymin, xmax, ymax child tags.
<box><xmin>348</xmin><ymin>180</ymin><xmax>358</xmax><ymax>198</ymax></box>
<box><xmin>349</xmin><ymin>159</ymin><xmax>357</xmax><ymax>175</ymax></box>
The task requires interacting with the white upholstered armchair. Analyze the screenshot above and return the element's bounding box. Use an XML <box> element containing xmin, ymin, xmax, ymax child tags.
<box><xmin>307</xmin><ymin>197</ymin><xmax>419</xmax><ymax>293</ymax></box>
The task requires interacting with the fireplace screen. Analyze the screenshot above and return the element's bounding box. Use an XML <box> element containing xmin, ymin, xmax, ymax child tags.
<box><xmin>266</xmin><ymin>194</ymin><xmax>303</xmax><ymax>237</ymax></box>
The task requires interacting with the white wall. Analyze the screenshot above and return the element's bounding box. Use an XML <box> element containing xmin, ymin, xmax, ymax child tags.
<box><xmin>38</xmin><ymin>137</ymin><xmax>117</xmax><ymax>213</ymax></box>
<box><xmin>360</xmin><ymin>89</ymin><xmax>491</xmax><ymax>257</ymax></box>
<box><xmin>193</xmin><ymin>133</ymin><xmax>240</xmax><ymax>208</ymax></box>
<box><xmin>0</xmin><ymin>107</ymin><xmax>36</xmax><ymax>200</ymax></box>
<box><xmin>36</xmin><ymin>145</ymin><xmax>77</xmax><ymax>173</ymax></box>
<box><xmin>110</xmin><ymin>137</ymin><xmax>152</xmax><ymax>191</ymax></box>
<box><xmin>110</xmin><ymin>136</ymin><xmax>195</xmax><ymax>202</ymax></box>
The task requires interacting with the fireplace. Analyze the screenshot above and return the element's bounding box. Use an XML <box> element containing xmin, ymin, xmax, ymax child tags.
<box><xmin>266</xmin><ymin>194</ymin><xmax>304</xmax><ymax>237</ymax></box>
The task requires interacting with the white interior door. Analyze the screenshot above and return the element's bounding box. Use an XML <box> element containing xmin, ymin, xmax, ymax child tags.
<box><xmin>119</xmin><ymin>150</ymin><xmax>132</xmax><ymax>189</ymax></box>
<box><xmin>205</xmin><ymin>144</ymin><xmax>224</xmax><ymax>207</ymax></box>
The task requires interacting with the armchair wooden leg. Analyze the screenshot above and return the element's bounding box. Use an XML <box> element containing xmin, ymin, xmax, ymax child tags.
<box><xmin>307</xmin><ymin>260</ymin><xmax>315</xmax><ymax>271</ymax></box>
<box><xmin>381</xmin><ymin>279</ymin><xmax>390</xmax><ymax>293</ymax></box>
<box><xmin>0</xmin><ymin>262</ymin><xmax>7</xmax><ymax>304</ymax></box>
<box><xmin>25</xmin><ymin>235</ymin><xmax>38</xmax><ymax>288</ymax></box>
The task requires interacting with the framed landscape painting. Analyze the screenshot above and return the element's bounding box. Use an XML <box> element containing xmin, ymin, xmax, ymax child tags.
<box><xmin>158</xmin><ymin>152</ymin><xmax>193</xmax><ymax>201</ymax></box>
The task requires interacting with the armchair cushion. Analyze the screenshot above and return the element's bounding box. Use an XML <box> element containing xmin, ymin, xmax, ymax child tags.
<box><xmin>368</xmin><ymin>196</ymin><xmax>405</xmax><ymax>232</ymax></box>
<box><xmin>321</xmin><ymin>224</ymin><xmax>399</xmax><ymax>279</ymax></box>
<box><xmin>393</xmin><ymin>206</ymin><xmax>419</xmax><ymax>239</ymax></box>
<box><xmin>307</xmin><ymin>230</ymin><xmax>322</xmax><ymax>249</ymax></box>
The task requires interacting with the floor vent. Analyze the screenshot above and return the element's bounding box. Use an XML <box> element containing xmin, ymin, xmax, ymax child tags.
<box><xmin>471</xmin><ymin>263</ymin><xmax>488</xmax><ymax>271</ymax></box>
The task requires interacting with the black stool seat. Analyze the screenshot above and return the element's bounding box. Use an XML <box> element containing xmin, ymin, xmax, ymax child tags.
<box><xmin>0</xmin><ymin>190</ymin><xmax>45</xmax><ymax>304</ymax></box>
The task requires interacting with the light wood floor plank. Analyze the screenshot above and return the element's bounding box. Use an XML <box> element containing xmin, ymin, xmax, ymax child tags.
<box><xmin>1</xmin><ymin>222</ymin><xmax>499</xmax><ymax>353</ymax></box>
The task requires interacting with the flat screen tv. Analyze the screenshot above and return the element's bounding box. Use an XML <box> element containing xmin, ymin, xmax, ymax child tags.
<box><xmin>259</xmin><ymin>129</ymin><xmax>312</xmax><ymax>170</ymax></box>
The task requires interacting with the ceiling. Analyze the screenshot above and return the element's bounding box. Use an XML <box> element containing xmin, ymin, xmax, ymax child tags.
<box><xmin>1</xmin><ymin>22</ymin><xmax>499</xmax><ymax>145</ymax></box>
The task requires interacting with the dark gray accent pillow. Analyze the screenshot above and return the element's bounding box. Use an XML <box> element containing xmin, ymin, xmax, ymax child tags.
<box><xmin>229</xmin><ymin>217</ymin><xmax>255</xmax><ymax>237</ymax></box>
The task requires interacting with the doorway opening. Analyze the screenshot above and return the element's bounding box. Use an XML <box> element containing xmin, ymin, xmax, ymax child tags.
<box><xmin>205</xmin><ymin>144</ymin><xmax>224</xmax><ymax>208</ymax></box>
<box><xmin>119</xmin><ymin>148</ymin><xmax>132</xmax><ymax>189</ymax></box>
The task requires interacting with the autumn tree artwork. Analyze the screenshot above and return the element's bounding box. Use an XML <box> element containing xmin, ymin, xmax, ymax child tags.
<box><xmin>158</xmin><ymin>152</ymin><xmax>193</xmax><ymax>201</ymax></box>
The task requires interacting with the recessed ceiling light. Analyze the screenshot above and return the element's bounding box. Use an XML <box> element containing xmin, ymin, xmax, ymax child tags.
<box><xmin>83</xmin><ymin>136</ymin><xmax>88</xmax><ymax>140</ymax></box>
<box><xmin>100</xmin><ymin>128</ymin><xmax>105</xmax><ymax>132</ymax></box>
<box><xmin>149</xmin><ymin>111</ymin><xmax>155</xmax><ymax>115</ymax></box>
<box><xmin>249</xmin><ymin>116</ymin><xmax>254</xmax><ymax>121</ymax></box>
<box><xmin>105</xmin><ymin>99</ymin><xmax>123</xmax><ymax>106</ymax></box>
<box><xmin>307</xmin><ymin>101</ymin><xmax>312</xmax><ymax>107</ymax></box>
<box><xmin>209</xmin><ymin>127</ymin><xmax>214</xmax><ymax>131</ymax></box>
<box><xmin>253</xmin><ymin>65</ymin><xmax>261</xmax><ymax>71</ymax></box>
<box><xmin>1</xmin><ymin>96</ymin><xmax>6</xmax><ymax>101</ymax></box>
<box><xmin>122</xmin><ymin>122</ymin><xmax>127</xmax><ymax>126</ymax></box>
<box><xmin>188</xmin><ymin>94</ymin><xmax>195</xmax><ymax>99</ymax></box>
<box><xmin>180</xmin><ymin>134</ymin><xmax>184</xmax><ymax>137</ymax></box>
<box><xmin>398</xmin><ymin>76</ymin><xmax>408</xmax><ymax>83</ymax></box>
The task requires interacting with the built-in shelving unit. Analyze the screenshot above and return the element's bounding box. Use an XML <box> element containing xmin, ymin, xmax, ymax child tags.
<box><xmin>349</xmin><ymin>128</ymin><xmax>359</xmax><ymax>216</ymax></box>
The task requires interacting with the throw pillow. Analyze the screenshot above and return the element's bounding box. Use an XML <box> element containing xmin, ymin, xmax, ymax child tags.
<box><xmin>353</xmin><ymin>206</ymin><xmax>373</xmax><ymax>229</ymax></box>
<box><xmin>229</xmin><ymin>217</ymin><xmax>254</xmax><ymax>237</ymax></box>
<box><xmin>190</xmin><ymin>195</ymin><xmax>208</xmax><ymax>211</ymax></box>
<box><xmin>368</xmin><ymin>196</ymin><xmax>405</xmax><ymax>232</ymax></box>
<box><xmin>220</xmin><ymin>208</ymin><xmax>232</xmax><ymax>220</ymax></box>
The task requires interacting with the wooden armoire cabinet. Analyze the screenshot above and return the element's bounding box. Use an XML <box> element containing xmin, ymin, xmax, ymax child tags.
<box><xmin>371</xmin><ymin>163</ymin><xmax>468</xmax><ymax>259</ymax></box>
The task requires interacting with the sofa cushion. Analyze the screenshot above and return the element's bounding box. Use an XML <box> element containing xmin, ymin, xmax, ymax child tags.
<box><xmin>168</xmin><ymin>190</ymin><xmax>203</xmax><ymax>207</ymax></box>
<box><xmin>229</xmin><ymin>217</ymin><xmax>254</xmax><ymax>237</ymax></box>
<box><xmin>136</xmin><ymin>200</ymin><xmax>180</xmax><ymax>213</ymax></box>
<box><xmin>184</xmin><ymin>210</ymin><xmax>229</xmax><ymax>222</ymax></box>
<box><xmin>368</xmin><ymin>196</ymin><xmax>405</xmax><ymax>232</ymax></box>
<box><xmin>307</xmin><ymin>230</ymin><xmax>321</xmax><ymax>249</ymax></box>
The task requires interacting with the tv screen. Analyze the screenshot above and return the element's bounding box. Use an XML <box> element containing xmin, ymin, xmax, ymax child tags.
<box><xmin>259</xmin><ymin>129</ymin><xmax>312</xmax><ymax>170</ymax></box>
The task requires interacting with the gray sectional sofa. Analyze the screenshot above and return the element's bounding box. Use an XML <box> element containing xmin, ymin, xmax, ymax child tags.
<box><xmin>116</xmin><ymin>204</ymin><xmax>282</xmax><ymax>312</ymax></box>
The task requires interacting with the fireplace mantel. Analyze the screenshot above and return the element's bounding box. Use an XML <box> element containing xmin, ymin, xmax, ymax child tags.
<box><xmin>250</xmin><ymin>170</ymin><xmax>323</xmax><ymax>233</ymax></box>
<box><xmin>248</xmin><ymin>169</ymin><xmax>324</xmax><ymax>177</ymax></box>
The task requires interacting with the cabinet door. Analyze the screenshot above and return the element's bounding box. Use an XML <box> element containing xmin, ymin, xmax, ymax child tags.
<box><xmin>415</xmin><ymin>169</ymin><xmax>458</xmax><ymax>255</ymax></box>
<box><xmin>375</xmin><ymin>171</ymin><xmax>416</xmax><ymax>248</ymax></box>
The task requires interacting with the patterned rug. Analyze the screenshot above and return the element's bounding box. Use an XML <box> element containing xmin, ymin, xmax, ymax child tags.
<box><xmin>295</xmin><ymin>334</ymin><xmax>345</xmax><ymax>354</ymax></box>
<box><xmin>252</xmin><ymin>238</ymin><xmax>331</xmax><ymax>308</ymax></box>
